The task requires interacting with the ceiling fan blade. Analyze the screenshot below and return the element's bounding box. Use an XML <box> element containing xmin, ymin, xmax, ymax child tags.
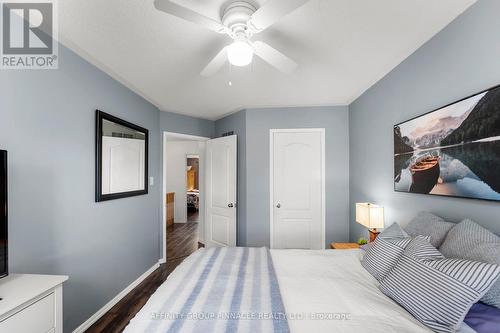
<box><xmin>253</xmin><ymin>41</ymin><xmax>297</xmax><ymax>74</ymax></box>
<box><xmin>248</xmin><ymin>0</ymin><xmax>311</xmax><ymax>33</ymax></box>
<box><xmin>201</xmin><ymin>47</ymin><xmax>228</xmax><ymax>77</ymax></box>
<box><xmin>154</xmin><ymin>0</ymin><xmax>226</xmax><ymax>33</ymax></box>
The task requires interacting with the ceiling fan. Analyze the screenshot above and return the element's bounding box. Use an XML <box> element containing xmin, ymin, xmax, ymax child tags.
<box><xmin>154</xmin><ymin>0</ymin><xmax>311</xmax><ymax>76</ymax></box>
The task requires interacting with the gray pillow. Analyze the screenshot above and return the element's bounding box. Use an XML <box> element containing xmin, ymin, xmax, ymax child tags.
<box><xmin>379</xmin><ymin>221</ymin><xmax>409</xmax><ymax>238</ymax></box>
<box><xmin>380</xmin><ymin>236</ymin><xmax>500</xmax><ymax>333</ymax></box>
<box><xmin>439</xmin><ymin>219</ymin><xmax>500</xmax><ymax>308</ymax></box>
<box><xmin>361</xmin><ymin>222</ymin><xmax>410</xmax><ymax>281</ymax></box>
<box><xmin>404</xmin><ymin>211</ymin><xmax>455</xmax><ymax>248</ymax></box>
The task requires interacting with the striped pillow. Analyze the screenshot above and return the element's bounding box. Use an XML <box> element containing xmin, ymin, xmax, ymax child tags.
<box><xmin>361</xmin><ymin>222</ymin><xmax>413</xmax><ymax>281</ymax></box>
<box><xmin>380</xmin><ymin>237</ymin><xmax>500</xmax><ymax>333</ymax></box>
<box><xmin>439</xmin><ymin>219</ymin><xmax>500</xmax><ymax>308</ymax></box>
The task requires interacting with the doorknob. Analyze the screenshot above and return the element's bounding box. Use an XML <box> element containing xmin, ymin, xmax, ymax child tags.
<box><xmin>228</xmin><ymin>203</ymin><xmax>234</xmax><ymax>208</ymax></box>
<box><xmin>276</xmin><ymin>203</ymin><xmax>281</xmax><ymax>208</ymax></box>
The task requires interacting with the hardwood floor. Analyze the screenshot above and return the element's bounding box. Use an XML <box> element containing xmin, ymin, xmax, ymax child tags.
<box><xmin>85</xmin><ymin>222</ymin><xmax>201</xmax><ymax>333</ymax></box>
<box><xmin>167</xmin><ymin>222</ymin><xmax>199</xmax><ymax>260</ymax></box>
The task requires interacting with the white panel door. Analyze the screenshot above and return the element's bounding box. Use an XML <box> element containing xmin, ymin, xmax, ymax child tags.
<box><xmin>205</xmin><ymin>135</ymin><xmax>237</xmax><ymax>247</ymax></box>
<box><xmin>271</xmin><ymin>129</ymin><xmax>325</xmax><ymax>249</ymax></box>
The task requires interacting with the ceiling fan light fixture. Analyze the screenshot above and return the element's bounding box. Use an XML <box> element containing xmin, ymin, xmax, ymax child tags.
<box><xmin>227</xmin><ymin>41</ymin><xmax>253</xmax><ymax>67</ymax></box>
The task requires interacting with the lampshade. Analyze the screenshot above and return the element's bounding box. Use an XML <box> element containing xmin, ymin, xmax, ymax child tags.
<box><xmin>356</xmin><ymin>203</ymin><xmax>384</xmax><ymax>230</ymax></box>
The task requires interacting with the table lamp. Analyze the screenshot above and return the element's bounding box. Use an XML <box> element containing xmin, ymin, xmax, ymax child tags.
<box><xmin>356</xmin><ymin>203</ymin><xmax>384</xmax><ymax>242</ymax></box>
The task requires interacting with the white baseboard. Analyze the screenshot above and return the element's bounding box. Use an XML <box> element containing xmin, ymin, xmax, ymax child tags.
<box><xmin>158</xmin><ymin>257</ymin><xmax>167</xmax><ymax>264</ymax></box>
<box><xmin>72</xmin><ymin>262</ymin><xmax>160</xmax><ymax>333</ymax></box>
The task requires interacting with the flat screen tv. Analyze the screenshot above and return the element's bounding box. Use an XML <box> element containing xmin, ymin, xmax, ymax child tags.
<box><xmin>0</xmin><ymin>150</ymin><xmax>7</xmax><ymax>278</ymax></box>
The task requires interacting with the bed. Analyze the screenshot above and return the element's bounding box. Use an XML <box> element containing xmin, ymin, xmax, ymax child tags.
<box><xmin>186</xmin><ymin>191</ymin><xmax>199</xmax><ymax>210</ymax></box>
<box><xmin>123</xmin><ymin>247</ymin><xmax>476</xmax><ymax>333</ymax></box>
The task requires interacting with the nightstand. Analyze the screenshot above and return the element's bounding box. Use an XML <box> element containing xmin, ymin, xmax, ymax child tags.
<box><xmin>330</xmin><ymin>242</ymin><xmax>360</xmax><ymax>249</ymax></box>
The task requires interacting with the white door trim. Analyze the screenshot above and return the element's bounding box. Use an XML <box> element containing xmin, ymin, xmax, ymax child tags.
<box><xmin>162</xmin><ymin>131</ymin><xmax>210</xmax><ymax>263</ymax></box>
<box><xmin>269</xmin><ymin>128</ymin><xmax>326</xmax><ymax>249</ymax></box>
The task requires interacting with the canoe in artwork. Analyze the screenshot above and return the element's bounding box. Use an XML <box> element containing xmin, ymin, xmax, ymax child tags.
<box><xmin>409</xmin><ymin>156</ymin><xmax>440</xmax><ymax>194</ymax></box>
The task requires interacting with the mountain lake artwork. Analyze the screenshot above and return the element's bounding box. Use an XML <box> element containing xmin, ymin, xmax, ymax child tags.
<box><xmin>394</xmin><ymin>85</ymin><xmax>500</xmax><ymax>201</ymax></box>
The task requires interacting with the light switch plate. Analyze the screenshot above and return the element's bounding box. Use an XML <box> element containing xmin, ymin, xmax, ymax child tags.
<box><xmin>149</xmin><ymin>177</ymin><xmax>154</xmax><ymax>186</ymax></box>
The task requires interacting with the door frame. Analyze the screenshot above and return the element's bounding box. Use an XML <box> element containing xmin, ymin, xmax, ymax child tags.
<box><xmin>269</xmin><ymin>128</ymin><xmax>326</xmax><ymax>249</ymax></box>
<box><xmin>162</xmin><ymin>131</ymin><xmax>210</xmax><ymax>263</ymax></box>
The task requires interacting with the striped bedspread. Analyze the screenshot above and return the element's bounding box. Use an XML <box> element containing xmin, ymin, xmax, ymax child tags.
<box><xmin>124</xmin><ymin>247</ymin><xmax>290</xmax><ymax>333</ymax></box>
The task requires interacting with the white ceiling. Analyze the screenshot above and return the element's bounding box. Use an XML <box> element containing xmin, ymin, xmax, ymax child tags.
<box><xmin>59</xmin><ymin>0</ymin><xmax>476</xmax><ymax>120</ymax></box>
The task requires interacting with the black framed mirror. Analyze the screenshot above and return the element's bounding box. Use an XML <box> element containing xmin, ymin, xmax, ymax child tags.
<box><xmin>95</xmin><ymin>110</ymin><xmax>149</xmax><ymax>202</ymax></box>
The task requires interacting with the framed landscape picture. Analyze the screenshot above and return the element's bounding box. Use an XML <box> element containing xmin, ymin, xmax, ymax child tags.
<box><xmin>394</xmin><ymin>85</ymin><xmax>500</xmax><ymax>201</ymax></box>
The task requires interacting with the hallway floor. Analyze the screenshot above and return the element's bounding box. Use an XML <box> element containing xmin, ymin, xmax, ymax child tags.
<box><xmin>166</xmin><ymin>222</ymin><xmax>199</xmax><ymax>260</ymax></box>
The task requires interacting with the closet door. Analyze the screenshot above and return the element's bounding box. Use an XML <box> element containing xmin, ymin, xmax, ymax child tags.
<box><xmin>270</xmin><ymin>129</ymin><xmax>325</xmax><ymax>249</ymax></box>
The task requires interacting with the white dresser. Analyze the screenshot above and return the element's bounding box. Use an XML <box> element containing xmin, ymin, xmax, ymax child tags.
<box><xmin>0</xmin><ymin>274</ymin><xmax>68</xmax><ymax>333</ymax></box>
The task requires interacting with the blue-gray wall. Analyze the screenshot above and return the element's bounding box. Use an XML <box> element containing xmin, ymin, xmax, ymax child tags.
<box><xmin>160</xmin><ymin>111</ymin><xmax>214</xmax><ymax>138</ymax></box>
<box><xmin>349</xmin><ymin>0</ymin><xmax>500</xmax><ymax>241</ymax></box>
<box><xmin>216</xmin><ymin>106</ymin><xmax>350</xmax><ymax>247</ymax></box>
<box><xmin>214</xmin><ymin>110</ymin><xmax>247</xmax><ymax>245</ymax></box>
<box><xmin>0</xmin><ymin>43</ymin><xmax>213</xmax><ymax>331</ymax></box>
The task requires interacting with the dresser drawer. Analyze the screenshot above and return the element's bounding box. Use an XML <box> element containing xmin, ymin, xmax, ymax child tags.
<box><xmin>0</xmin><ymin>292</ymin><xmax>55</xmax><ymax>333</ymax></box>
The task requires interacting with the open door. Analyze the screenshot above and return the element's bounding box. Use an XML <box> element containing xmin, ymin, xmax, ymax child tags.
<box><xmin>205</xmin><ymin>135</ymin><xmax>237</xmax><ymax>247</ymax></box>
